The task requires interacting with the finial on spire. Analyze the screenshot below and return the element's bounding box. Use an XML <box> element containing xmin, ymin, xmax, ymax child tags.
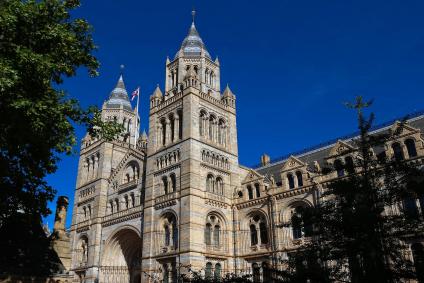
<box><xmin>191</xmin><ymin>8</ymin><xmax>196</xmax><ymax>24</ymax></box>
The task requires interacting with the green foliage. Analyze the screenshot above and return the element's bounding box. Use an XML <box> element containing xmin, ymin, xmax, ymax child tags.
<box><xmin>0</xmin><ymin>0</ymin><xmax>122</xmax><ymax>222</ymax></box>
<box><xmin>287</xmin><ymin>97</ymin><xmax>424</xmax><ymax>282</ymax></box>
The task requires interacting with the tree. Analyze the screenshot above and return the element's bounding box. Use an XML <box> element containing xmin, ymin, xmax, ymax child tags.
<box><xmin>289</xmin><ymin>97</ymin><xmax>424</xmax><ymax>282</ymax></box>
<box><xmin>0</xmin><ymin>0</ymin><xmax>122</xmax><ymax>224</ymax></box>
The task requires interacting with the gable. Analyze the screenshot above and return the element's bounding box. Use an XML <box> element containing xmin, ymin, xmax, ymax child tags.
<box><xmin>281</xmin><ymin>156</ymin><xmax>306</xmax><ymax>172</ymax></box>
<box><xmin>242</xmin><ymin>169</ymin><xmax>263</xmax><ymax>184</ymax></box>
<box><xmin>328</xmin><ymin>140</ymin><xmax>355</xmax><ymax>157</ymax></box>
<box><xmin>390</xmin><ymin>121</ymin><xmax>420</xmax><ymax>137</ymax></box>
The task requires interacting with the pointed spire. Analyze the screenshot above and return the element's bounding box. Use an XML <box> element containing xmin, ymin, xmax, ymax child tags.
<box><xmin>174</xmin><ymin>10</ymin><xmax>210</xmax><ymax>59</ymax></box>
<box><xmin>152</xmin><ymin>84</ymin><xmax>163</xmax><ymax>98</ymax></box>
<box><xmin>223</xmin><ymin>84</ymin><xmax>234</xmax><ymax>97</ymax></box>
<box><xmin>105</xmin><ymin>73</ymin><xmax>132</xmax><ymax>111</ymax></box>
<box><xmin>166</xmin><ymin>56</ymin><xmax>170</xmax><ymax>64</ymax></box>
<box><xmin>141</xmin><ymin>129</ymin><xmax>148</xmax><ymax>140</ymax></box>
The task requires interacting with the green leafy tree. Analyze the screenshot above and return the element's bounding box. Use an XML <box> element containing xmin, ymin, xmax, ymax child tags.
<box><xmin>0</xmin><ymin>0</ymin><xmax>123</xmax><ymax>223</ymax></box>
<box><xmin>288</xmin><ymin>97</ymin><xmax>424</xmax><ymax>282</ymax></box>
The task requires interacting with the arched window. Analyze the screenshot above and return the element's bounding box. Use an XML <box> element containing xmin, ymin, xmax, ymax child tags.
<box><xmin>263</xmin><ymin>262</ymin><xmax>271</xmax><ymax>282</ymax></box>
<box><xmin>205</xmin><ymin>262</ymin><xmax>213</xmax><ymax>279</ymax></box>
<box><xmin>405</xmin><ymin>139</ymin><xmax>418</xmax><ymax>158</ymax></box>
<box><xmin>124</xmin><ymin>195</ymin><xmax>129</xmax><ymax>209</ymax></box>
<box><xmin>163</xmin><ymin>264</ymin><xmax>169</xmax><ymax>283</ymax></box>
<box><xmin>170</xmin><ymin>174</ymin><xmax>176</xmax><ymax>192</ymax></box>
<box><xmin>164</xmin><ymin>225</ymin><xmax>170</xmax><ymax>246</ymax></box>
<box><xmin>247</xmin><ymin>186</ymin><xmax>254</xmax><ymax>200</ymax></box>
<box><xmin>205</xmin><ymin>223</ymin><xmax>212</xmax><ymax>245</ymax></box>
<box><xmin>161</xmin><ymin>119</ymin><xmax>167</xmax><ymax>146</ymax></box>
<box><xmin>162</xmin><ymin>176</ymin><xmax>168</xmax><ymax>194</ymax></box>
<box><xmin>214</xmin><ymin>263</ymin><xmax>222</xmax><ymax>281</ymax></box>
<box><xmin>392</xmin><ymin>142</ymin><xmax>404</xmax><ymax>161</ymax></box>
<box><xmin>207</xmin><ymin>174</ymin><xmax>214</xmax><ymax>192</ymax></box>
<box><xmin>250</xmin><ymin>224</ymin><xmax>258</xmax><ymax>246</ymax></box>
<box><xmin>130</xmin><ymin>193</ymin><xmax>135</xmax><ymax>207</ymax></box>
<box><xmin>252</xmin><ymin>263</ymin><xmax>261</xmax><ymax>283</ymax></box>
<box><xmin>345</xmin><ymin>156</ymin><xmax>355</xmax><ymax>174</ymax></box>
<box><xmin>287</xmin><ymin>174</ymin><xmax>295</xmax><ymax>189</ymax></box>
<box><xmin>177</xmin><ymin>110</ymin><xmax>183</xmax><ymax>140</ymax></box>
<box><xmin>109</xmin><ymin>200</ymin><xmax>114</xmax><ymax>214</ymax></box>
<box><xmin>259</xmin><ymin>222</ymin><xmax>269</xmax><ymax>244</ymax></box>
<box><xmin>115</xmin><ymin>199</ymin><xmax>119</xmax><ymax>212</ymax></box>
<box><xmin>412</xmin><ymin>243</ymin><xmax>424</xmax><ymax>283</ymax></box>
<box><xmin>255</xmin><ymin>183</ymin><xmax>261</xmax><ymax>198</ymax></box>
<box><xmin>79</xmin><ymin>236</ymin><xmax>89</xmax><ymax>265</ymax></box>
<box><xmin>291</xmin><ymin>205</ymin><xmax>313</xmax><ymax>239</ymax></box>
<box><xmin>296</xmin><ymin>171</ymin><xmax>303</xmax><ymax>187</ymax></box>
<box><xmin>162</xmin><ymin>213</ymin><xmax>178</xmax><ymax>248</ymax></box>
<box><xmin>216</xmin><ymin>177</ymin><xmax>224</xmax><ymax>195</ymax></box>
<box><xmin>209</xmin><ymin>116</ymin><xmax>215</xmax><ymax>141</ymax></box>
<box><xmin>213</xmin><ymin>225</ymin><xmax>220</xmax><ymax>246</ymax></box>
<box><xmin>334</xmin><ymin>159</ymin><xmax>344</xmax><ymax>177</ymax></box>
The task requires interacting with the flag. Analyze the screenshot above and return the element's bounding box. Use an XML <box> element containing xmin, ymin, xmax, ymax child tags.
<box><xmin>131</xmin><ymin>87</ymin><xmax>140</xmax><ymax>101</ymax></box>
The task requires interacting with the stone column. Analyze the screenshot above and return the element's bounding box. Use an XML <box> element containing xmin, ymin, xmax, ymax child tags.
<box><xmin>157</xmin><ymin>125</ymin><xmax>162</xmax><ymax>147</ymax></box>
<box><xmin>166</xmin><ymin>119</ymin><xmax>171</xmax><ymax>145</ymax></box>
<box><xmin>174</xmin><ymin>115</ymin><xmax>180</xmax><ymax>141</ymax></box>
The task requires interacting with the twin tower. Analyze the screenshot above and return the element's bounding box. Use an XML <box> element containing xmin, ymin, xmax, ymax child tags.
<box><xmin>70</xmin><ymin>16</ymin><xmax>242</xmax><ymax>282</ymax></box>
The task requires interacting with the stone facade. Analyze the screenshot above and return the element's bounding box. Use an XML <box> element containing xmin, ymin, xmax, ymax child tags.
<box><xmin>67</xmin><ymin>17</ymin><xmax>424</xmax><ymax>283</ymax></box>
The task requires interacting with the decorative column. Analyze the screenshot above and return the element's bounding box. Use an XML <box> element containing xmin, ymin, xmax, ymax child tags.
<box><xmin>166</xmin><ymin>119</ymin><xmax>171</xmax><ymax>145</ymax></box>
<box><xmin>88</xmin><ymin>157</ymin><xmax>94</xmax><ymax>180</ymax></box>
<box><xmin>174</xmin><ymin>114</ymin><xmax>180</xmax><ymax>141</ymax></box>
<box><xmin>157</xmin><ymin>124</ymin><xmax>162</xmax><ymax>147</ymax></box>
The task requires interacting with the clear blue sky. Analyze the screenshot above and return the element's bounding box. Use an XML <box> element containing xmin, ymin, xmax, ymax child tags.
<box><xmin>44</xmin><ymin>0</ymin><xmax>424</xmax><ymax>229</ymax></box>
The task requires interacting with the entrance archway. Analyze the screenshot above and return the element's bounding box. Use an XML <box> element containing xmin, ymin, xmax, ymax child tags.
<box><xmin>100</xmin><ymin>227</ymin><xmax>141</xmax><ymax>283</ymax></box>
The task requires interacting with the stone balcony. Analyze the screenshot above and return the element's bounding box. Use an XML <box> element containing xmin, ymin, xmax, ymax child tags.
<box><xmin>154</xmin><ymin>192</ymin><xmax>178</xmax><ymax>210</ymax></box>
<box><xmin>118</xmin><ymin>179</ymin><xmax>138</xmax><ymax>192</ymax></box>
<box><xmin>102</xmin><ymin>205</ymin><xmax>143</xmax><ymax>227</ymax></box>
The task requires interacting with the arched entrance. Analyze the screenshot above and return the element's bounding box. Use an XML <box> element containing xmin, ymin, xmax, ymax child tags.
<box><xmin>100</xmin><ymin>228</ymin><xmax>141</xmax><ymax>283</ymax></box>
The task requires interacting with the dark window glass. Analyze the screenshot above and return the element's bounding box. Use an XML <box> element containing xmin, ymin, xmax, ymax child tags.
<box><xmin>288</xmin><ymin>174</ymin><xmax>295</xmax><ymax>189</ymax></box>
<box><xmin>296</xmin><ymin>171</ymin><xmax>303</xmax><ymax>187</ymax></box>
<box><xmin>250</xmin><ymin>225</ymin><xmax>258</xmax><ymax>245</ymax></box>
<box><xmin>392</xmin><ymin>142</ymin><xmax>404</xmax><ymax>161</ymax></box>
<box><xmin>405</xmin><ymin>139</ymin><xmax>418</xmax><ymax>158</ymax></box>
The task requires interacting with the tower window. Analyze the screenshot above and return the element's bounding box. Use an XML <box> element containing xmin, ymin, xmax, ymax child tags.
<box><xmin>296</xmin><ymin>171</ymin><xmax>303</xmax><ymax>187</ymax></box>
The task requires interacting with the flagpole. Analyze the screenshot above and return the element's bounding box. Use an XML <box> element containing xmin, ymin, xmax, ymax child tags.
<box><xmin>134</xmin><ymin>88</ymin><xmax>140</xmax><ymax>147</ymax></box>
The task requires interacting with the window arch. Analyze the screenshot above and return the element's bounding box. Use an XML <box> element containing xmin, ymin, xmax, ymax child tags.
<box><xmin>78</xmin><ymin>236</ymin><xmax>89</xmax><ymax>266</ymax></box>
<box><xmin>216</xmin><ymin>177</ymin><xmax>224</xmax><ymax>195</ymax></box>
<box><xmin>252</xmin><ymin>263</ymin><xmax>261</xmax><ymax>283</ymax></box>
<box><xmin>255</xmin><ymin>183</ymin><xmax>261</xmax><ymax>198</ymax></box>
<box><xmin>161</xmin><ymin>213</ymin><xmax>178</xmax><ymax>248</ymax></box>
<box><xmin>205</xmin><ymin>262</ymin><xmax>213</xmax><ymax>279</ymax></box>
<box><xmin>205</xmin><ymin>223</ymin><xmax>212</xmax><ymax>245</ymax></box>
<box><xmin>214</xmin><ymin>263</ymin><xmax>222</xmax><ymax>281</ymax></box>
<box><xmin>248</xmin><ymin>212</ymin><xmax>268</xmax><ymax>246</ymax></box>
<box><xmin>206</xmin><ymin>174</ymin><xmax>215</xmax><ymax>193</ymax></box>
<box><xmin>291</xmin><ymin>205</ymin><xmax>313</xmax><ymax>239</ymax></box>
<box><xmin>259</xmin><ymin>222</ymin><xmax>268</xmax><ymax>244</ymax></box>
<box><xmin>247</xmin><ymin>185</ymin><xmax>254</xmax><ymax>200</ymax></box>
<box><xmin>345</xmin><ymin>156</ymin><xmax>355</xmax><ymax>174</ymax></box>
<box><xmin>162</xmin><ymin>176</ymin><xmax>169</xmax><ymax>194</ymax></box>
<box><xmin>405</xmin><ymin>139</ymin><xmax>418</xmax><ymax>158</ymax></box>
<box><xmin>170</xmin><ymin>173</ymin><xmax>176</xmax><ymax>192</ymax></box>
<box><xmin>205</xmin><ymin>214</ymin><xmax>224</xmax><ymax>247</ymax></box>
<box><xmin>334</xmin><ymin>159</ymin><xmax>344</xmax><ymax>177</ymax></box>
<box><xmin>296</xmin><ymin>171</ymin><xmax>303</xmax><ymax>187</ymax></box>
<box><xmin>392</xmin><ymin>142</ymin><xmax>404</xmax><ymax>161</ymax></box>
<box><xmin>250</xmin><ymin>224</ymin><xmax>258</xmax><ymax>246</ymax></box>
<box><xmin>287</xmin><ymin>173</ymin><xmax>295</xmax><ymax>189</ymax></box>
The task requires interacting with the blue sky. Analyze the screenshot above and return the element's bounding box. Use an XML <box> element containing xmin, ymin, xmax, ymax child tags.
<box><xmin>44</xmin><ymin>0</ymin><xmax>424</xmax><ymax>229</ymax></box>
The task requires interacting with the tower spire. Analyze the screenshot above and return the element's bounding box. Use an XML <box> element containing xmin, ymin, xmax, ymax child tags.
<box><xmin>191</xmin><ymin>8</ymin><xmax>196</xmax><ymax>24</ymax></box>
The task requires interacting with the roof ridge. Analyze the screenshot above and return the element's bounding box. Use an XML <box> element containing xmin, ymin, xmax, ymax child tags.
<box><xmin>252</xmin><ymin>109</ymin><xmax>424</xmax><ymax>169</ymax></box>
